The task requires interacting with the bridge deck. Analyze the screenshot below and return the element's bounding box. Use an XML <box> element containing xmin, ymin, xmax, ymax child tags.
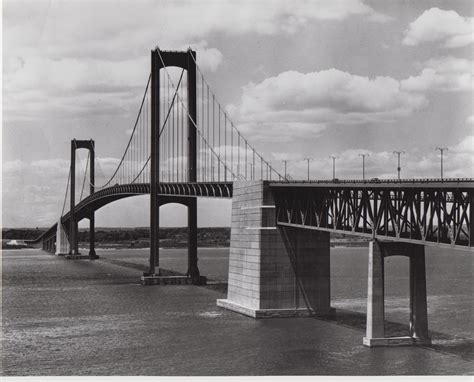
<box><xmin>270</xmin><ymin>179</ymin><xmax>473</xmax><ymax>249</ymax></box>
<box><xmin>34</xmin><ymin>179</ymin><xmax>473</xmax><ymax>249</ymax></box>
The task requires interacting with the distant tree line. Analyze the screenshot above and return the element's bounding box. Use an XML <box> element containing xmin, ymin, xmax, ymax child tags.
<box><xmin>3</xmin><ymin>227</ymin><xmax>368</xmax><ymax>249</ymax></box>
<box><xmin>2</xmin><ymin>227</ymin><xmax>231</xmax><ymax>246</ymax></box>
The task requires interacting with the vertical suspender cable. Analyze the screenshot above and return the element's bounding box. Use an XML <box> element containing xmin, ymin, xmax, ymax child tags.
<box><xmin>202</xmin><ymin>76</ymin><xmax>205</xmax><ymax>181</ymax></box>
<box><xmin>172</xmin><ymin>78</ymin><xmax>175</xmax><ymax>182</ymax></box>
<box><xmin>224</xmin><ymin>114</ymin><xmax>227</xmax><ymax>182</ymax></box>
<box><xmin>253</xmin><ymin>149</ymin><xmax>255</xmax><ymax>181</ymax></box>
<box><xmin>212</xmin><ymin>94</ymin><xmax>215</xmax><ymax>181</ymax></box>
<box><xmin>218</xmin><ymin>104</ymin><xmax>221</xmax><ymax>181</ymax></box>
<box><xmin>177</xmin><ymin>84</ymin><xmax>180</xmax><ymax>181</ymax></box>
<box><xmin>207</xmin><ymin>85</ymin><xmax>210</xmax><ymax>182</ymax></box>
<box><xmin>245</xmin><ymin>140</ymin><xmax>248</xmax><ymax>180</ymax></box>
<box><xmin>238</xmin><ymin>132</ymin><xmax>240</xmax><ymax>177</ymax></box>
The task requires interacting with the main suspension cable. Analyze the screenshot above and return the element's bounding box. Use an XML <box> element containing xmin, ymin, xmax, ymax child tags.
<box><xmin>156</xmin><ymin>48</ymin><xmax>236</xmax><ymax>180</ymax></box>
<box><xmin>79</xmin><ymin>150</ymin><xmax>90</xmax><ymax>201</ymax></box>
<box><xmin>188</xmin><ymin>51</ymin><xmax>283</xmax><ymax>180</ymax></box>
<box><xmin>61</xmin><ymin>166</ymin><xmax>71</xmax><ymax>217</ymax></box>
<box><xmin>95</xmin><ymin>74</ymin><xmax>151</xmax><ymax>189</ymax></box>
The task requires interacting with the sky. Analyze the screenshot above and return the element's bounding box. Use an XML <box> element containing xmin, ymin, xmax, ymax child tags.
<box><xmin>3</xmin><ymin>0</ymin><xmax>473</xmax><ymax>228</ymax></box>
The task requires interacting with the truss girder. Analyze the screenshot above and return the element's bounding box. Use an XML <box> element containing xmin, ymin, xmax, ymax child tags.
<box><xmin>272</xmin><ymin>185</ymin><xmax>473</xmax><ymax>248</ymax></box>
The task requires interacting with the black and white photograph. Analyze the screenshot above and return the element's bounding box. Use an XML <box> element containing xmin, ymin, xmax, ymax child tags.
<box><xmin>2</xmin><ymin>0</ymin><xmax>473</xmax><ymax>378</ymax></box>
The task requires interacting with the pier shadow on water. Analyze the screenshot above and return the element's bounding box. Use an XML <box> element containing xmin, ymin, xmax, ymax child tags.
<box><xmin>313</xmin><ymin>308</ymin><xmax>474</xmax><ymax>361</ymax></box>
<box><xmin>96</xmin><ymin>256</ymin><xmax>473</xmax><ymax>361</ymax></box>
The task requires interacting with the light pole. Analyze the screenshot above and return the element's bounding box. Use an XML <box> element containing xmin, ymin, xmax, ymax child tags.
<box><xmin>329</xmin><ymin>156</ymin><xmax>339</xmax><ymax>180</ymax></box>
<box><xmin>393</xmin><ymin>151</ymin><xmax>405</xmax><ymax>180</ymax></box>
<box><xmin>358</xmin><ymin>153</ymin><xmax>369</xmax><ymax>180</ymax></box>
<box><xmin>282</xmin><ymin>160</ymin><xmax>288</xmax><ymax>181</ymax></box>
<box><xmin>303</xmin><ymin>158</ymin><xmax>313</xmax><ymax>181</ymax></box>
<box><xmin>435</xmin><ymin>147</ymin><xmax>448</xmax><ymax>179</ymax></box>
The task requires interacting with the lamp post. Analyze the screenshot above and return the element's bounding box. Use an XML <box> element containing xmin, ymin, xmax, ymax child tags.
<box><xmin>303</xmin><ymin>158</ymin><xmax>313</xmax><ymax>181</ymax></box>
<box><xmin>435</xmin><ymin>147</ymin><xmax>448</xmax><ymax>179</ymax></box>
<box><xmin>329</xmin><ymin>156</ymin><xmax>339</xmax><ymax>180</ymax></box>
<box><xmin>393</xmin><ymin>151</ymin><xmax>405</xmax><ymax>180</ymax></box>
<box><xmin>358</xmin><ymin>153</ymin><xmax>369</xmax><ymax>180</ymax></box>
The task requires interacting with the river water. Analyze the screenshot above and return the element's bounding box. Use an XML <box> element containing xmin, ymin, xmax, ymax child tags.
<box><xmin>2</xmin><ymin>245</ymin><xmax>472</xmax><ymax>375</ymax></box>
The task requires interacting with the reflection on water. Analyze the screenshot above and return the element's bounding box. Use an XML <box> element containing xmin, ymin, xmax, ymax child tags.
<box><xmin>2</xmin><ymin>245</ymin><xmax>473</xmax><ymax>375</ymax></box>
<box><xmin>97</xmin><ymin>246</ymin><xmax>473</xmax><ymax>360</ymax></box>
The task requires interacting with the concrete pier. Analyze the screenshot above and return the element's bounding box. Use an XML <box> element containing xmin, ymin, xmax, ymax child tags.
<box><xmin>55</xmin><ymin>220</ymin><xmax>69</xmax><ymax>256</ymax></box>
<box><xmin>217</xmin><ymin>181</ymin><xmax>333</xmax><ymax>318</ymax></box>
<box><xmin>363</xmin><ymin>240</ymin><xmax>431</xmax><ymax>347</ymax></box>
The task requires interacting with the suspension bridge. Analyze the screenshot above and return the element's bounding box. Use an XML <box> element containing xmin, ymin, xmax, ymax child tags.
<box><xmin>31</xmin><ymin>48</ymin><xmax>472</xmax><ymax>348</ymax></box>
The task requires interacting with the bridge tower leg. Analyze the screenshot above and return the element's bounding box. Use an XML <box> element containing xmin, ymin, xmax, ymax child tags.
<box><xmin>147</xmin><ymin>48</ymin><xmax>161</xmax><ymax>276</ymax></box>
<box><xmin>186</xmin><ymin>49</ymin><xmax>204</xmax><ymax>284</ymax></box>
<box><xmin>363</xmin><ymin>240</ymin><xmax>431</xmax><ymax>347</ymax></box>
<box><xmin>218</xmin><ymin>181</ymin><xmax>333</xmax><ymax>317</ymax></box>
<box><xmin>69</xmin><ymin>140</ymin><xmax>78</xmax><ymax>256</ymax></box>
<box><xmin>89</xmin><ymin>140</ymin><xmax>98</xmax><ymax>260</ymax></box>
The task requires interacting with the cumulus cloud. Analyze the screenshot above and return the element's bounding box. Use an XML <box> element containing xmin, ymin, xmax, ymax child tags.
<box><xmin>185</xmin><ymin>41</ymin><xmax>224</xmax><ymax>73</ymax></box>
<box><xmin>403</xmin><ymin>8</ymin><xmax>474</xmax><ymax>48</ymax></box>
<box><xmin>230</xmin><ymin>53</ymin><xmax>472</xmax><ymax>142</ymax></box>
<box><xmin>3</xmin><ymin>156</ymin><xmax>125</xmax><ymax>226</ymax></box>
<box><xmin>4</xmin><ymin>1</ymin><xmax>388</xmax><ymax>61</ymax></box>
<box><xmin>4</xmin><ymin>0</ymin><xmax>387</xmax><ymax>125</ymax></box>
<box><xmin>3</xmin><ymin>158</ymin><xmax>71</xmax><ymax>226</ymax></box>
<box><xmin>401</xmin><ymin>56</ymin><xmax>472</xmax><ymax>92</ymax></box>
<box><xmin>231</xmin><ymin>68</ymin><xmax>427</xmax><ymax>141</ymax></box>
<box><xmin>2</xmin><ymin>0</ymin><xmax>390</xmax><ymax>126</ymax></box>
<box><xmin>2</xmin><ymin>156</ymin><xmax>232</xmax><ymax>228</ymax></box>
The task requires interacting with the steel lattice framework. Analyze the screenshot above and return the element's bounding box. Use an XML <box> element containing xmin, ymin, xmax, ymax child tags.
<box><xmin>271</xmin><ymin>180</ymin><xmax>474</xmax><ymax>248</ymax></box>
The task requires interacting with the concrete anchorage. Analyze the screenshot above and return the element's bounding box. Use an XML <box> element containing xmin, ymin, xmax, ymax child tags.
<box><xmin>363</xmin><ymin>239</ymin><xmax>431</xmax><ymax>347</ymax></box>
<box><xmin>217</xmin><ymin>181</ymin><xmax>334</xmax><ymax>318</ymax></box>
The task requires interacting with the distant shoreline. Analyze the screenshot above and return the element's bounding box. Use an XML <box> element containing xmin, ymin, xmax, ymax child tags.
<box><xmin>2</xmin><ymin>226</ymin><xmax>369</xmax><ymax>250</ymax></box>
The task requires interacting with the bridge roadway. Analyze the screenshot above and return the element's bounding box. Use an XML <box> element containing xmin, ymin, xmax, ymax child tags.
<box><xmin>34</xmin><ymin>178</ymin><xmax>473</xmax><ymax>250</ymax></box>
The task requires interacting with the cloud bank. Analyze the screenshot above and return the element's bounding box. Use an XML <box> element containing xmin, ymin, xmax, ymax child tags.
<box><xmin>403</xmin><ymin>8</ymin><xmax>473</xmax><ymax>48</ymax></box>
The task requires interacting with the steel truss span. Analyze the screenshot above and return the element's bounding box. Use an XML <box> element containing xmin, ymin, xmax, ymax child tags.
<box><xmin>270</xmin><ymin>180</ymin><xmax>474</xmax><ymax>249</ymax></box>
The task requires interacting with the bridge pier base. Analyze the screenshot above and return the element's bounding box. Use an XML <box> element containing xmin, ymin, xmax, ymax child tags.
<box><xmin>363</xmin><ymin>239</ymin><xmax>431</xmax><ymax>347</ymax></box>
<box><xmin>187</xmin><ymin>198</ymin><xmax>206</xmax><ymax>285</ymax></box>
<box><xmin>217</xmin><ymin>181</ymin><xmax>333</xmax><ymax>318</ymax></box>
<box><xmin>55</xmin><ymin>220</ymin><xmax>69</xmax><ymax>256</ymax></box>
<box><xmin>89</xmin><ymin>215</ymin><xmax>99</xmax><ymax>260</ymax></box>
<box><xmin>44</xmin><ymin>238</ymin><xmax>53</xmax><ymax>252</ymax></box>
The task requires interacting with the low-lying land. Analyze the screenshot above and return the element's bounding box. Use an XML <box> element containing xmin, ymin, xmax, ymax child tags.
<box><xmin>2</xmin><ymin>227</ymin><xmax>369</xmax><ymax>249</ymax></box>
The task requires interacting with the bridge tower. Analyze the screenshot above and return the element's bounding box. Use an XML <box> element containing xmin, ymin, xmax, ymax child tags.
<box><xmin>147</xmin><ymin>48</ymin><xmax>202</xmax><ymax>283</ymax></box>
<box><xmin>68</xmin><ymin>139</ymin><xmax>98</xmax><ymax>260</ymax></box>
